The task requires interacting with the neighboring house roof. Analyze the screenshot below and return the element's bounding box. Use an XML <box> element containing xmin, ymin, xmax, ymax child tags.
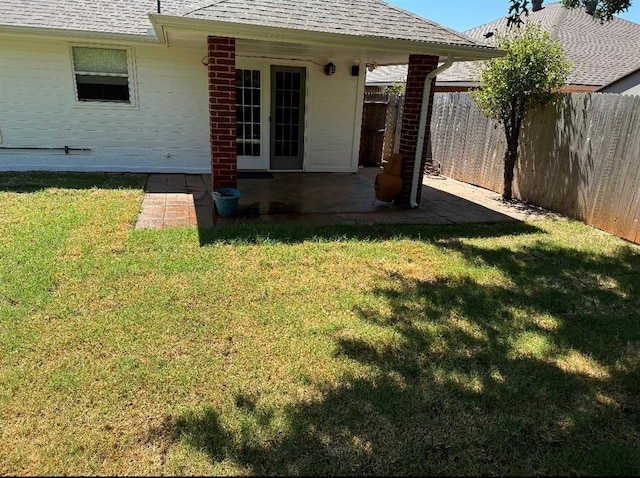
<box><xmin>365</xmin><ymin>64</ymin><xmax>409</xmax><ymax>86</ymax></box>
<box><xmin>597</xmin><ymin>66</ymin><xmax>640</xmax><ymax>93</ymax></box>
<box><xmin>367</xmin><ymin>1</ymin><xmax>640</xmax><ymax>89</ymax></box>
<box><xmin>0</xmin><ymin>0</ymin><xmax>483</xmax><ymax>50</ymax></box>
<box><xmin>447</xmin><ymin>1</ymin><xmax>640</xmax><ymax>87</ymax></box>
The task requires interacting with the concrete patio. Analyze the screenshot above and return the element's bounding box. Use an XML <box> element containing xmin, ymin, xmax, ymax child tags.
<box><xmin>134</xmin><ymin>167</ymin><xmax>559</xmax><ymax>229</ymax></box>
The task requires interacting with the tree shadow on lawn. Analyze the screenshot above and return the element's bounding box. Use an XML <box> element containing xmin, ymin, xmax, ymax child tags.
<box><xmin>153</xmin><ymin>232</ymin><xmax>640</xmax><ymax>475</ymax></box>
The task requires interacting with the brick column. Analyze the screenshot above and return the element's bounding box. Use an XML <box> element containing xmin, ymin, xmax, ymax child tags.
<box><xmin>397</xmin><ymin>54</ymin><xmax>439</xmax><ymax>207</ymax></box>
<box><xmin>208</xmin><ymin>36</ymin><xmax>237</xmax><ymax>190</ymax></box>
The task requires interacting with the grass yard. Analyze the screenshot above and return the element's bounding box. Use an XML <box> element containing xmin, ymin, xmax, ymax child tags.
<box><xmin>1</xmin><ymin>172</ymin><xmax>639</xmax><ymax>476</ymax></box>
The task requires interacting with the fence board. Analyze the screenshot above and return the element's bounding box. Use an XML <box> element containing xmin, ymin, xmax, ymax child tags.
<box><xmin>431</xmin><ymin>92</ymin><xmax>640</xmax><ymax>245</ymax></box>
<box><xmin>588</xmin><ymin>94</ymin><xmax>624</xmax><ymax>231</ymax></box>
<box><xmin>359</xmin><ymin>93</ymin><xmax>405</xmax><ymax>166</ymax></box>
<box><xmin>612</xmin><ymin>95</ymin><xmax>640</xmax><ymax>242</ymax></box>
<box><xmin>359</xmin><ymin>100</ymin><xmax>388</xmax><ymax>166</ymax></box>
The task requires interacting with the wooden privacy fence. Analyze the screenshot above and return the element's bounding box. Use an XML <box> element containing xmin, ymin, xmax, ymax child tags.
<box><xmin>359</xmin><ymin>92</ymin><xmax>404</xmax><ymax>166</ymax></box>
<box><xmin>431</xmin><ymin>92</ymin><xmax>640</xmax><ymax>244</ymax></box>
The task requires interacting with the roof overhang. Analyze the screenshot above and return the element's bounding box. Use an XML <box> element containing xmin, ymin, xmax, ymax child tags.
<box><xmin>0</xmin><ymin>24</ymin><xmax>160</xmax><ymax>45</ymax></box>
<box><xmin>149</xmin><ymin>14</ymin><xmax>502</xmax><ymax>65</ymax></box>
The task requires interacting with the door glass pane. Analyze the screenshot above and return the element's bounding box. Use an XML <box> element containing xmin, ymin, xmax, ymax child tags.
<box><xmin>243</xmin><ymin>69</ymin><xmax>252</xmax><ymax>85</ymax></box>
<box><xmin>274</xmin><ymin>71</ymin><xmax>302</xmax><ymax>159</ymax></box>
<box><xmin>236</xmin><ymin>69</ymin><xmax>261</xmax><ymax>157</ymax></box>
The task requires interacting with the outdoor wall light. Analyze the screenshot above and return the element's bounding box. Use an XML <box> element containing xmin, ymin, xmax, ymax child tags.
<box><xmin>323</xmin><ymin>62</ymin><xmax>336</xmax><ymax>76</ymax></box>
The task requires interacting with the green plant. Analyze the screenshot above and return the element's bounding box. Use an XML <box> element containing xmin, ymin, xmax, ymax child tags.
<box><xmin>472</xmin><ymin>24</ymin><xmax>571</xmax><ymax>200</ymax></box>
<box><xmin>381</xmin><ymin>82</ymin><xmax>406</xmax><ymax>95</ymax></box>
<box><xmin>508</xmin><ymin>0</ymin><xmax>632</xmax><ymax>26</ymax></box>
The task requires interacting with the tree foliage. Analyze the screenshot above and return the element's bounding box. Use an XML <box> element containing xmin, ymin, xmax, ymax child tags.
<box><xmin>563</xmin><ymin>0</ymin><xmax>632</xmax><ymax>20</ymax></box>
<box><xmin>507</xmin><ymin>0</ymin><xmax>632</xmax><ymax>26</ymax></box>
<box><xmin>507</xmin><ymin>0</ymin><xmax>532</xmax><ymax>27</ymax></box>
<box><xmin>472</xmin><ymin>24</ymin><xmax>571</xmax><ymax>200</ymax></box>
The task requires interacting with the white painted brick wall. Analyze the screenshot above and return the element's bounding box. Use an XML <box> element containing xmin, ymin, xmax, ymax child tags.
<box><xmin>0</xmin><ymin>35</ymin><xmax>362</xmax><ymax>173</ymax></box>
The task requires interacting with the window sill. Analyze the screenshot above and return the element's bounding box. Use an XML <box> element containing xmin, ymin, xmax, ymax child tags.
<box><xmin>72</xmin><ymin>101</ymin><xmax>139</xmax><ymax>111</ymax></box>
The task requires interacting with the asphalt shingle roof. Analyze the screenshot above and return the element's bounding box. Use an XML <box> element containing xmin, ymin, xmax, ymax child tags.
<box><xmin>0</xmin><ymin>0</ymin><xmax>183</xmax><ymax>35</ymax></box>
<box><xmin>444</xmin><ymin>1</ymin><xmax>640</xmax><ymax>87</ymax></box>
<box><xmin>368</xmin><ymin>1</ymin><xmax>640</xmax><ymax>88</ymax></box>
<box><xmin>178</xmin><ymin>0</ymin><xmax>480</xmax><ymax>46</ymax></box>
<box><xmin>0</xmin><ymin>0</ymin><xmax>483</xmax><ymax>49</ymax></box>
<box><xmin>366</xmin><ymin>64</ymin><xmax>409</xmax><ymax>84</ymax></box>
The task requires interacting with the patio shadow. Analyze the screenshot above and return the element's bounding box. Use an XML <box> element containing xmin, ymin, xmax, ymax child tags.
<box><xmin>197</xmin><ymin>174</ymin><xmax>554</xmax><ymax>245</ymax></box>
<box><xmin>197</xmin><ymin>220</ymin><xmax>542</xmax><ymax>246</ymax></box>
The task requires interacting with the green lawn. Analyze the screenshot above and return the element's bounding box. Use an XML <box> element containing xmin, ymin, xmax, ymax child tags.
<box><xmin>1</xmin><ymin>172</ymin><xmax>639</xmax><ymax>476</ymax></box>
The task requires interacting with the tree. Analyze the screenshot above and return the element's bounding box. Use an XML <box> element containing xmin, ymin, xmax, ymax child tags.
<box><xmin>472</xmin><ymin>24</ymin><xmax>571</xmax><ymax>200</ymax></box>
<box><xmin>507</xmin><ymin>0</ymin><xmax>632</xmax><ymax>26</ymax></box>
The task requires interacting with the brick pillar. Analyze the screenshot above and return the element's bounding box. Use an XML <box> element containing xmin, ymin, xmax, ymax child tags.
<box><xmin>397</xmin><ymin>54</ymin><xmax>439</xmax><ymax>207</ymax></box>
<box><xmin>208</xmin><ymin>36</ymin><xmax>237</xmax><ymax>190</ymax></box>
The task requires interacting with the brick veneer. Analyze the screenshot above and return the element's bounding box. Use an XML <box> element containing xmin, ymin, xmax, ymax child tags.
<box><xmin>208</xmin><ymin>36</ymin><xmax>237</xmax><ymax>190</ymax></box>
<box><xmin>397</xmin><ymin>54</ymin><xmax>439</xmax><ymax>207</ymax></box>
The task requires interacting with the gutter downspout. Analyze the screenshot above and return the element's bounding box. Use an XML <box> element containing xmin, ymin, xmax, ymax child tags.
<box><xmin>410</xmin><ymin>52</ymin><xmax>455</xmax><ymax>208</ymax></box>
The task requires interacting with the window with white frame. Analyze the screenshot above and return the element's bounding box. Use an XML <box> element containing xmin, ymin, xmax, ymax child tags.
<box><xmin>236</xmin><ymin>69</ymin><xmax>261</xmax><ymax>156</ymax></box>
<box><xmin>72</xmin><ymin>47</ymin><xmax>131</xmax><ymax>103</ymax></box>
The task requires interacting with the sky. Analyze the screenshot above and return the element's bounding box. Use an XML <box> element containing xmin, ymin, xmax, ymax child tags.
<box><xmin>386</xmin><ymin>0</ymin><xmax>640</xmax><ymax>31</ymax></box>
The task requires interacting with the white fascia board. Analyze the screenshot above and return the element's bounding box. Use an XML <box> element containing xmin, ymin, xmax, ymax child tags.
<box><xmin>435</xmin><ymin>81</ymin><xmax>478</xmax><ymax>86</ymax></box>
<box><xmin>0</xmin><ymin>24</ymin><xmax>160</xmax><ymax>45</ymax></box>
<box><xmin>365</xmin><ymin>81</ymin><xmax>397</xmax><ymax>86</ymax></box>
<box><xmin>148</xmin><ymin>14</ymin><xmax>502</xmax><ymax>62</ymax></box>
